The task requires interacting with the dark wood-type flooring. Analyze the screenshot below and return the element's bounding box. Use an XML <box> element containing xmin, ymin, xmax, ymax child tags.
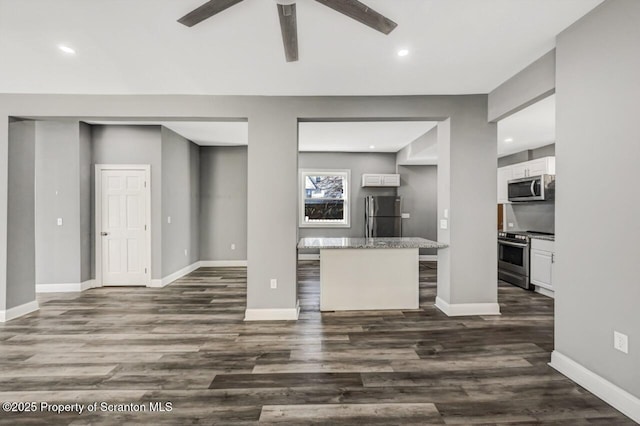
<box><xmin>0</xmin><ymin>261</ymin><xmax>634</xmax><ymax>425</ymax></box>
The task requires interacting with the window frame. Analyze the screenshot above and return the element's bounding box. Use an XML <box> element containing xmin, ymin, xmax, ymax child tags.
<box><xmin>299</xmin><ymin>169</ymin><xmax>351</xmax><ymax>228</ymax></box>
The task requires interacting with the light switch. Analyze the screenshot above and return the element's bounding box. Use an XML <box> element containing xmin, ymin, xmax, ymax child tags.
<box><xmin>440</xmin><ymin>219</ymin><xmax>448</xmax><ymax>229</ymax></box>
<box><xmin>444</xmin><ymin>209</ymin><xmax>449</xmax><ymax>219</ymax></box>
<box><xmin>57</xmin><ymin>218</ymin><xmax>63</xmax><ymax>226</ymax></box>
<box><xmin>167</xmin><ymin>216</ymin><xmax>172</xmax><ymax>224</ymax></box>
<box><xmin>401</xmin><ymin>213</ymin><xmax>410</xmax><ymax>219</ymax></box>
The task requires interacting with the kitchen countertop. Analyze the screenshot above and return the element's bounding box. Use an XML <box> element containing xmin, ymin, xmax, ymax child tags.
<box><xmin>529</xmin><ymin>234</ymin><xmax>555</xmax><ymax>242</ymax></box>
<box><xmin>297</xmin><ymin>237</ymin><xmax>448</xmax><ymax>250</ymax></box>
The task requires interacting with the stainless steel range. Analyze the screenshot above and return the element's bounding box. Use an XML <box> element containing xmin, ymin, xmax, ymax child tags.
<box><xmin>498</xmin><ymin>231</ymin><xmax>554</xmax><ymax>289</ymax></box>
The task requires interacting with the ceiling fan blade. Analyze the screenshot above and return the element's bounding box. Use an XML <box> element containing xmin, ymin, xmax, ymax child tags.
<box><xmin>314</xmin><ymin>0</ymin><xmax>397</xmax><ymax>35</ymax></box>
<box><xmin>277</xmin><ymin>4</ymin><xmax>299</xmax><ymax>62</ymax></box>
<box><xmin>178</xmin><ymin>0</ymin><xmax>246</xmax><ymax>27</ymax></box>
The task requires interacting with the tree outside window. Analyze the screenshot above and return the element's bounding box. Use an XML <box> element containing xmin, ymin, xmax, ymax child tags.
<box><xmin>299</xmin><ymin>170</ymin><xmax>350</xmax><ymax>227</ymax></box>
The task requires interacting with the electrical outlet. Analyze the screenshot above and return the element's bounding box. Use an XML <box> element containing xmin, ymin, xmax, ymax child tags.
<box><xmin>401</xmin><ymin>213</ymin><xmax>410</xmax><ymax>219</ymax></box>
<box><xmin>508</xmin><ymin>222</ymin><xmax>514</xmax><ymax>228</ymax></box>
<box><xmin>440</xmin><ymin>219</ymin><xmax>448</xmax><ymax>229</ymax></box>
<box><xmin>184</xmin><ymin>249</ymin><xmax>188</xmax><ymax>257</ymax></box>
<box><xmin>57</xmin><ymin>218</ymin><xmax>63</xmax><ymax>226</ymax></box>
<box><xmin>231</xmin><ymin>243</ymin><xmax>236</xmax><ymax>250</ymax></box>
<box><xmin>614</xmin><ymin>331</ymin><xmax>629</xmax><ymax>354</ymax></box>
<box><xmin>270</xmin><ymin>279</ymin><xmax>277</xmax><ymax>289</ymax></box>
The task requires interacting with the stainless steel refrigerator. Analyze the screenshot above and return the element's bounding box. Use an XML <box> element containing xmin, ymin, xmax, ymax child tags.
<box><xmin>365</xmin><ymin>196</ymin><xmax>402</xmax><ymax>237</ymax></box>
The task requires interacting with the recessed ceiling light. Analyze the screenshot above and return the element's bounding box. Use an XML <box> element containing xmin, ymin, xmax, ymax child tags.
<box><xmin>369</xmin><ymin>145</ymin><xmax>376</xmax><ymax>149</ymax></box>
<box><xmin>504</xmin><ymin>137</ymin><xmax>514</xmax><ymax>143</ymax></box>
<box><xmin>397</xmin><ymin>49</ymin><xmax>409</xmax><ymax>57</ymax></box>
<box><xmin>58</xmin><ymin>44</ymin><xmax>76</xmax><ymax>55</ymax></box>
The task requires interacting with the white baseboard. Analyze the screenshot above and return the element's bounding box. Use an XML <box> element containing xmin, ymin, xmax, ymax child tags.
<box><xmin>149</xmin><ymin>279</ymin><xmax>164</xmax><ymax>288</ymax></box>
<box><xmin>245</xmin><ymin>300</ymin><xmax>300</xmax><ymax>321</ymax></box>
<box><xmin>435</xmin><ymin>296</ymin><xmax>501</xmax><ymax>316</ymax></box>
<box><xmin>200</xmin><ymin>260</ymin><xmax>248</xmax><ymax>267</ymax></box>
<box><xmin>80</xmin><ymin>279</ymin><xmax>97</xmax><ymax>291</ymax></box>
<box><xmin>419</xmin><ymin>255</ymin><xmax>438</xmax><ymax>261</ymax></box>
<box><xmin>534</xmin><ymin>286</ymin><xmax>555</xmax><ymax>298</ymax></box>
<box><xmin>148</xmin><ymin>261</ymin><xmax>201</xmax><ymax>288</ymax></box>
<box><xmin>0</xmin><ymin>300</ymin><xmax>40</xmax><ymax>322</ymax></box>
<box><xmin>550</xmin><ymin>351</ymin><xmax>640</xmax><ymax>423</ymax></box>
<box><xmin>36</xmin><ymin>279</ymin><xmax>97</xmax><ymax>293</ymax></box>
<box><xmin>298</xmin><ymin>254</ymin><xmax>320</xmax><ymax>261</ymax></box>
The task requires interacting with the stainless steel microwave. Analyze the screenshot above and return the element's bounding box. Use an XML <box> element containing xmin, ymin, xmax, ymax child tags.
<box><xmin>508</xmin><ymin>174</ymin><xmax>555</xmax><ymax>202</ymax></box>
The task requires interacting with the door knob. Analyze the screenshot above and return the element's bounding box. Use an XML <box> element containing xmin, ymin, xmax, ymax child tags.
<box><xmin>101</xmin><ymin>232</ymin><xmax>109</xmax><ymax>236</ymax></box>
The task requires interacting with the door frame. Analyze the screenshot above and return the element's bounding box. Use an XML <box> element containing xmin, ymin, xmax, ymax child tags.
<box><xmin>95</xmin><ymin>164</ymin><xmax>152</xmax><ymax>287</ymax></box>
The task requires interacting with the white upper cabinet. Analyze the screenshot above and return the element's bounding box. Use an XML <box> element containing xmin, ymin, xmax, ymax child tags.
<box><xmin>361</xmin><ymin>174</ymin><xmax>400</xmax><ymax>187</ymax></box>
<box><xmin>511</xmin><ymin>157</ymin><xmax>555</xmax><ymax>178</ymax></box>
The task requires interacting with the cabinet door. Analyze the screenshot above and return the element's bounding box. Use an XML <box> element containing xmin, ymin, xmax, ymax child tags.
<box><xmin>381</xmin><ymin>174</ymin><xmax>400</xmax><ymax>187</ymax></box>
<box><xmin>530</xmin><ymin>249</ymin><xmax>553</xmax><ymax>289</ymax></box>
<box><xmin>511</xmin><ymin>164</ymin><xmax>527</xmax><ymax>178</ymax></box>
<box><xmin>497</xmin><ymin>167</ymin><xmax>512</xmax><ymax>203</ymax></box>
<box><xmin>362</xmin><ymin>174</ymin><xmax>382</xmax><ymax>187</ymax></box>
<box><xmin>527</xmin><ymin>158</ymin><xmax>548</xmax><ymax>176</ymax></box>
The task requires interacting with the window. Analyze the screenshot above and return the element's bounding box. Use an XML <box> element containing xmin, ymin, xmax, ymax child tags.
<box><xmin>299</xmin><ymin>169</ymin><xmax>350</xmax><ymax>227</ymax></box>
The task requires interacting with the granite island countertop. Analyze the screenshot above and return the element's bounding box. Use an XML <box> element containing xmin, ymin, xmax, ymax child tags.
<box><xmin>297</xmin><ymin>237</ymin><xmax>448</xmax><ymax>250</ymax></box>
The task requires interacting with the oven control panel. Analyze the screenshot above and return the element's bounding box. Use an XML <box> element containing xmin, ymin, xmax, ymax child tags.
<box><xmin>498</xmin><ymin>232</ymin><xmax>529</xmax><ymax>242</ymax></box>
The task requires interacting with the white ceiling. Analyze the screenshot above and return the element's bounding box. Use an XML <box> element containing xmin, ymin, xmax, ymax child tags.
<box><xmin>298</xmin><ymin>121</ymin><xmax>437</xmax><ymax>152</ymax></box>
<box><xmin>0</xmin><ymin>0</ymin><xmax>602</xmax><ymax>95</ymax></box>
<box><xmin>498</xmin><ymin>95</ymin><xmax>555</xmax><ymax>157</ymax></box>
<box><xmin>84</xmin><ymin>120</ymin><xmax>436</xmax><ymax>151</ymax></box>
<box><xmin>87</xmin><ymin>120</ymin><xmax>248</xmax><ymax>146</ymax></box>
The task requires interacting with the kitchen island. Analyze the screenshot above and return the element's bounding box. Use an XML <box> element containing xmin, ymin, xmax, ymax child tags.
<box><xmin>297</xmin><ymin>237</ymin><xmax>447</xmax><ymax>311</ymax></box>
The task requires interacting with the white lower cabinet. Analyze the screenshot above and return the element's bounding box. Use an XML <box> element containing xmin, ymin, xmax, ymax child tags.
<box><xmin>530</xmin><ymin>239</ymin><xmax>555</xmax><ymax>295</ymax></box>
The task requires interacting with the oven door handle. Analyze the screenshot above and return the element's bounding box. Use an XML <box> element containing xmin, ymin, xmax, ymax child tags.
<box><xmin>530</xmin><ymin>180</ymin><xmax>536</xmax><ymax>196</ymax></box>
<box><xmin>498</xmin><ymin>240</ymin><xmax>528</xmax><ymax>248</ymax></box>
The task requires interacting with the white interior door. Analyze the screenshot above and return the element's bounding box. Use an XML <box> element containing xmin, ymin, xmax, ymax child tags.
<box><xmin>100</xmin><ymin>169</ymin><xmax>149</xmax><ymax>286</ymax></box>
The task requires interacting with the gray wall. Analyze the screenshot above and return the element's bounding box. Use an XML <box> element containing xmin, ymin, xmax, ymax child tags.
<box><xmin>161</xmin><ymin>126</ymin><xmax>200</xmax><ymax>275</ymax></box>
<box><xmin>504</xmin><ymin>203</ymin><xmax>554</xmax><ymax>234</ymax></box>
<box><xmin>397</xmin><ymin>165</ymin><xmax>438</xmax><ymax>255</ymax></box>
<box><xmin>488</xmin><ymin>49</ymin><xmax>556</xmax><ymax>122</ymax></box>
<box><xmin>298</xmin><ymin>152</ymin><xmax>397</xmax><ymax>240</ymax></box>
<box><xmin>437</xmin><ymin>102</ymin><xmax>498</xmax><ymax>307</ymax></box>
<box><xmin>555</xmin><ymin>0</ymin><xmax>640</xmax><ymax>398</ymax></box>
<box><xmin>91</xmin><ymin>125</ymin><xmax>163</xmax><ymax>279</ymax></box>
<box><xmin>498</xmin><ymin>143</ymin><xmax>555</xmax><ymax>167</ymax></box>
<box><xmin>34</xmin><ymin>121</ymin><xmax>83</xmax><ymax>285</ymax></box>
<box><xmin>6</xmin><ymin>121</ymin><xmax>36</xmax><ymax>308</ymax></box>
<box><xmin>0</xmin><ymin>94</ymin><xmax>497</xmax><ymax>316</ymax></box>
<box><xmin>200</xmin><ymin>146</ymin><xmax>247</xmax><ymax>261</ymax></box>
<box><xmin>396</xmin><ymin>126</ymin><xmax>438</xmax><ymax>165</ymax></box>
<box><xmin>79</xmin><ymin>122</ymin><xmax>92</xmax><ymax>282</ymax></box>
<box><xmin>247</xmin><ymin>109</ymin><xmax>298</xmax><ymax>311</ymax></box>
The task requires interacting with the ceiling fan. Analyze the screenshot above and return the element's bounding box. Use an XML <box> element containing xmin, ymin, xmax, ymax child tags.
<box><xmin>178</xmin><ymin>0</ymin><xmax>398</xmax><ymax>62</ymax></box>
